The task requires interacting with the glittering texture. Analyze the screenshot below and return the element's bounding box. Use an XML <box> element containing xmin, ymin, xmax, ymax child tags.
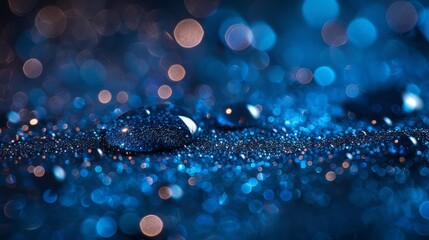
<box><xmin>105</xmin><ymin>104</ymin><xmax>197</xmax><ymax>153</ymax></box>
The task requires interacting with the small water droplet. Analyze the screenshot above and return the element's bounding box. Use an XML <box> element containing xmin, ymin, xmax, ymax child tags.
<box><xmin>343</xmin><ymin>85</ymin><xmax>423</xmax><ymax>120</ymax></box>
<box><xmin>105</xmin><ymin>104</ymin><xmax>197</xmax><ymax>152</ymax></box>
<box><xmin>216</xmin><ymin>103</ymin><xmax>261</xmax><ymax>128</ymax></box>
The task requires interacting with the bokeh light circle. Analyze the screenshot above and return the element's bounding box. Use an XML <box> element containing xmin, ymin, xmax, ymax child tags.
<box><xmin>174</xmin><ymin>19</ymin><xmax>204</xmax><ymax>48</ymax></box>
<box><xmin>295</xmin><ymin>68</ymin><xmax>313</xmax><ymax>84</ymax></box>
<box><xmin>347</xmin><ymin>18</ymin><xmax>378</xmax><ymax>48</ymax></box>
<box><xmin>168</xmin><ymin>64</ymin><xmax>186</xmax><ymax>81</ymax></box>
<box><xmin>250</xmin><ymin>22</ymin><xmax>276</xmax><ymax>51</ymax></box>
<box><xmin>23</xmin><ymin>58</ymin><xmax>43</xmax><ymax>78</ymax></box>
<box><xmin>140</xmin><ymin>214</ymin><xmax>163</xmax><ymax>237</ymax></box>
<box><xmin>96</xmin><ymin>217</ymin><xmax>117</xmax><ymax>238</ymax></box>
<box><xmin>314</xmin><ymin>66</ymin><xmax>336</xmax><ymax>86</ymax></box>
<box><xmin>302</xmin><ymin>0</ymin><xmax>339</xmax><ymax>27</ymax></box>
<box><xmin>225</xmin><ymin>23</ymin><xmax>253</xmax><ymax>51</ymax></box>
<box><xmin>321</xmin><ymin>20</ymin><xmax>348</xmax><ymax>47</ymax></box>
<box><xmin>184</xmin><ymin>0</ymin><xmax>219</xmax><ymax>18</ymax></box>
<box><xmin>35</xmin><ymin>6</ymin><xmax>67</xmax><ymax>38</ymax></box>
<box><xmin>386</xmin><ymin>1</ymin><xmax>418</xmax><ymax>33</ymax></box>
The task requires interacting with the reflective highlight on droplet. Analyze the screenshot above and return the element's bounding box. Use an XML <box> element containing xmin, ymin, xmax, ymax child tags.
<box><xmin>216</xmin><ymin>103</ymin><xmax>261</xmax><ymax>128</ymax></box>
<box><xmin>105</xmin><ymin>104</ymin><xmax>198</xmax><ymax>152</ymax></box>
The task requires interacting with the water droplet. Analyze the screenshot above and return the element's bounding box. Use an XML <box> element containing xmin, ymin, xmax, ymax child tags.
<box><xmin>216</xmin><ymin>103</ymin><xmax>261</xmax><ymax>128</ymax></box>
<box><xmin>105</xmin><ymin>104</ymin><xmax>197</xmax><ymax>152</ymax></box>
<box><xmin>343</xmin><ymin>85</ymin><xmax>423</xmax><ymax>120</ymax></box>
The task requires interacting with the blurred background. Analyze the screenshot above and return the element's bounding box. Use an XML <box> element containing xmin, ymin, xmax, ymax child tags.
<box><xmin>1</xmin><ymin>0</ymin><xmax>429</xmax><ymax>130</ymax></box>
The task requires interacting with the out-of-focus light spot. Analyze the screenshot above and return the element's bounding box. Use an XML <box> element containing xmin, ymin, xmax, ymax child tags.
<box><xmin>321</xmin><ymin>19</ymin><xmax>348</xmax><ymax>47</ymax></box>
<box><xmin>0</xmin><ymin>41</ymin><xmax>15</xmax><ymax>64</ymax></box>
<box><xmin>402</xmin><ymin>92</ymin><xmax>423</xmax><ymax>113</ymax></box>
<box><xmin>43</xmin><ymin>189</ymin><xmax>57</xmax><ymax>204</ymax></box>
<box><xmin>93</xmin><ymin>9</ymin><xmax>121</xmax><ymax>36</ymax></box>
<box><xmin>420</xmin><ymin>201</ymin><xmax>429</xmax><ymax>219</ymax></box>
<box><xmin>23</xmin><ymin>58</ymin><xmax>43</xmax><ymax>78</ymax></box>
<box><xmin>140</xmin><ymin>215</ymin><xmax>163</xmax><ymax>237</ymax></box>
<box><xmin>267</xmin><ymin>66</ymin><xmax>285</xmax><ymax>83</ymax></box>
<box><xmin>174</xmin><ymin>19</ymin><xmax>204</xmax><ymax>48</ymax></box>
<box><xmin>225</xmin><ymin>108</ymin><xmax>232</xmax><ymax>114</ymax></box>
<box><xmin>73</xmin><ymin>97</ymin><xmax>86</xmax><ymax>109</ymax></box>
<box><xmin>250</xmin><ymin>22</ymin><xmax>276</xmax><ymax>51</ymax></box>
<box><xmin>80</xmin><ymin>59</ymin><xmax>106</xmax><ymax>85</ymax></box>
<box><xmin>116</xmin><ymin>91</ymin><xmax>128</xmax><ymax>104</ymax></box>
<box><xmin>251</xmin><ymin>51</ymin><xmax>270</xmax><ymax>70</ymax></box>
<box><xmin>386</xmin><ymin>1</ymin><xmax>418</xmax><ymax>33</ymax></box>
<box><xmin>35</xmin><ymin>6</ymin><xmax>67</xmax><ymax>38</ymax></box>
<box><xmin>295</xmin><ymin>68</ymin><xmax>313</xmax><ymax>84</ymax></box>
<box><xmin>158</xmin><ymin>85</ymin><xmax>172</xmax><ymax>99</ymax></box>
<box><xmin>170</xmin><ymin>184</ymin><xmax>183</xmax><ymax>199</ymax></box>
<box><xmin>302</xmin><ymin>0</ymin><xmax>339</xmax><ymax>28</ymax></box>
<box><xmin>369</xmin><ymin>62</ymin><xmax>391</xmax><ymax>82</ymax></box>
<box><xmin>53</xmin><ymin>165</ymin><xmax>66</xmax><ymax>181</ymax></box>
<box><xmin>7</xmin><ymin>111</ymin><xmax>20</xmax><ymax>123</ymax></box>
<box><xmin>225</xmin><ymin>23</ymin><xmax>253</xmax><ymax>51</ymax></box>
<box><xmin>8</xmin><ymin>0</ymin><xmax>38</xmax><ymax>16</ymax></box>
<box><xmin>34</xmin><ymin>166</ymin><xmax>45</xmax><ymax>177</ymax></box>
<box><xmin>168</xmin><ymin>64</ymin><xmax>186</xmax><ymax>81</ymax></box>
<box><xmin>314</xmin><ymin>66</ymin><xmax>336</xmax><ymax>86</ymax></box>
<box><xmin>325</xmin><ymin>171</ymin><xmax>336</xmax><ymax>181</ymax></box>
<box><xmin>98</xmin><ymin>90</ymin><xmax>112</xmax><ymax>104</ymax></box>
<box><xmin>29</xmin><ymin>118</ymin><xmax>38</xmax><ymax>125</ymax></box>
<box><xmin>158</xmin><ymin>186</ymin><xmax>172</xmax><ymax>200</ymax></box>
<box><xmin>346</xmin><ymin>84</ymin><xmax>359</xmax><ymax>98</ymax></box>
<box><xmin>184</xmin><ymin>0</ymin><xmax>219</xmax><ymax>18</ymax></box>
<box><xmin>96</xmin><ymin>217</ymin><xmax>117</xmax><ymax>238</ymax></box>
<box><xmin>347</xmin><ymin>18</ymin><xmax>378</xmax><ymax>48</ymax></box>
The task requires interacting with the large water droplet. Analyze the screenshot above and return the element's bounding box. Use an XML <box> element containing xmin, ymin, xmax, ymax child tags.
<box><xmin>105</xmin><ymin>104</ymin><xmax>197</xmax><ymax>152</ymax></box>
<box><xmin>216</xmin><ymin>103</ymin><xmax>261</xmax><ymax>128</ymax></box>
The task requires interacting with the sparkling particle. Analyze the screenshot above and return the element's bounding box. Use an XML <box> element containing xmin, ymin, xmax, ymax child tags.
<box><xmin>174</xmin><ymin>19</ymin><xmax>204</xmax><ymax>48</ymax></box>
<box><xmin>140</xmin><ymin>215</ymin><xmax>163</xmax><ymax>237</ymax></box>
<box><xmin>23</xmin><ymin>58</ymin><xmax>43</xmax><ymax>79</ymax></box>
<box><xmin>105</xmin><ymin>104</ymin><xmax>198</xmax><ymax>152</ymax></box>
<box><xmin>216</xmin><ymin>103</ymin><xmax>261</xmax><ymax>128</ymax></box>
<box><xmin>168</xmin><ymin>64</ymin><xmax>186</xmax><ymax>81</ymax></box>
